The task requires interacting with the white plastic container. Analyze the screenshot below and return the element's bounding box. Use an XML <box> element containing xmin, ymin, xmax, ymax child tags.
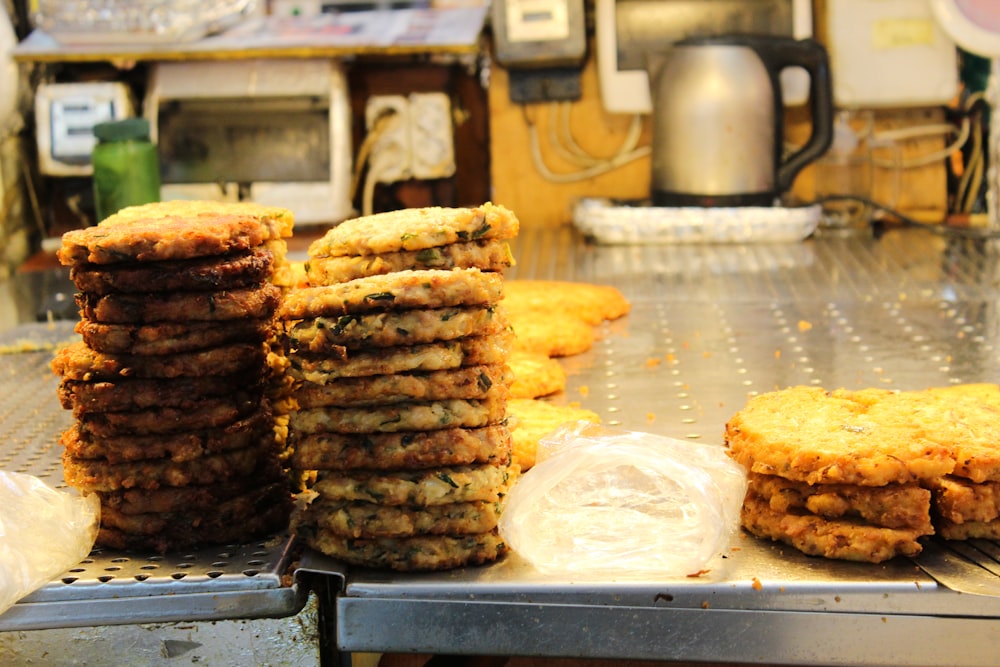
<box><xmin>825</xmin><ymin>0</ymin><xmax>959</xmax><ymax>108</ymax></box>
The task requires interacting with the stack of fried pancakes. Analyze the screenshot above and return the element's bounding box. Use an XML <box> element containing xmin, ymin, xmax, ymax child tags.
<box><xmin>53</xmin><ymin>201</ymin><xmax>295</xmax><ymax>552</ymax></box>
<box><xmin>284</xmin><ymin>203</ymin><xmax>520</xmax><ymax>571</ymax></box>
<box><xmin>726</xmin><ymin>384</ymin><xmax>1000</xmax><ymax>563</ymax></box>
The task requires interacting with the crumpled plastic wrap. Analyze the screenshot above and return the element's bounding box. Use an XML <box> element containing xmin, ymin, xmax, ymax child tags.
<box><xmin>499</xmin><ymin>421</ymin><xmax>747</xmax><ymax>577</ymax></box>
<box><xmin>0</xmin><ymin>471</ymin><xmax>100</xmax><ymax>616</ymax></box>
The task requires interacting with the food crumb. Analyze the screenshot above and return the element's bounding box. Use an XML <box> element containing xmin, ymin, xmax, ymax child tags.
<box><xmin>686</xmin><ymin>569</ymin><xmax>710</xmax><ymax>578</ymax></box>
<box><xmin>646</xmin><ymin>357</ymin><xmax>662</xmax><ymax>368</ymax></box>
<box><xmin>701</xmin><ymin>601</ymin><xmax>710</xmax><ymax>609</ymax></box>
<box><xmin>751</xmin><ymin>577</ymin><xmax>763</xmax><ymax>591</ymax></box>
<box><xmin>578</xmin><ymin>385</ymin><xmax>590</xmax><ymax>397</ymax></box>
<box><xmin>646</xmin><ymin>412</ymin><xmax>656</xmax><ymax>423</ymax></box>
<box><xmin>797</xmin><ymin>320</ymin><xmax>812</xmax><ymax>332</ymax></box>
<box><xmin>774</xmin><ymin>349</ymin><xmax>781</xmax><ymax>359</ymax></box>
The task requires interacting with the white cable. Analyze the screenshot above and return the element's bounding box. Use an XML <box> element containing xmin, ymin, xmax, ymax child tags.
<box><xmin>527</xmin><ymin>119</ymin><xmax>651</xmax><ymax>184</ymax></box>
<box><xmin>529</xmin><ymin>104</ymin><xmax>651</xmax><ymax>183</ymax></box>
<box><xmin>350</xmin><ymin>111</ymin><xmax>399</xmax><ymax>203</ymax></box>
<box><xmin>552</xmin><ymin>101</ymin><xmax>645</xmax><ymax>167</ymax></box>
<box><xmin>547</xmin><ymin>103</ymin><xmax>602</xmax><ymax>167</ymax></box>
<box><xmin>871</xmin><ymin>117</ymin><xmax>970</xmax><ymax>169</ymax></box>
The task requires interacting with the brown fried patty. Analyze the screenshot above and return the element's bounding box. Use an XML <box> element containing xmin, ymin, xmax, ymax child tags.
<box><xmin>312</xmin><ymin>462</ymin><xmax>514</xmax><ymax>506</ymax></box>
<box><xmin>289</xmin><ymin>333</ymin><xmax>511</xmax><ymax>382</ymax></box>
<box><xmin>280</xmin><ymin>268</ymin><xmax>504</xmax><ymax>319</ymax></box>
<box><xmin>308</xmin><ymin>202</ymin><xmax>518</xmax><ymax>259</ymax></box>
<box><xmin>725</xmin><ymin>387</ymin><xmax>956</xmax><ymax>487</ymax></box>
<box><xmin>58</xmin><ymin>200</ymin><xmax>293</xmax><ymax>266</ymax></box>
<box><xmin>77</xmin><ymin>391</ymin><xmax>264</xmax><ymax>437</ymax></box>
<box><xmin>61</xmin><ymin>409</ymin><xmax>273</xmax><ymax>463</ymax></box>
<box><xmin>75</xmin><ymin>318</ymin><xmax>275</xmax><ymax>356</ymax></box>
<box><xmin>99</xmin><ymin>481</ymin><xmax>291</xmax><ymax>535</ymax></box>
<box><xmin>96</xmin><ymin>498</ymin><xmax>291</xmax><ymax>553</ymax></box>
<box><xmin>740</xmin><ymin>489</ymin><xmax>927</xmax><ymax>563</ymax></box>
<box><xmin>52</xmin><ymin>340</ymin><xmax>267</xmax><ymax>380</ymax></box>
<box><xmin>289</xmin><ymin>390</ymin><xmax>509</xmax><ymax>435</ymax></box>
<box><xmin>927</xmin><ymin>475</ymin><xmax>1000</xmax><ymax>525</ymax></box>
<box><xmin>293</xmin><ymin>364</ymin><xmax>512</xmax><ymax>408</ymax></box>
<box><xmin>747</xmin><ymin>472</ymin><xmax>932</xmax><ymax>532</ymax></box>
<box><xmin>287</xmin><ymin>306</ymin><xmax>506</xmax><ymax>352</ymax></box>
<box><xmin>63</xmin><ymin>443</ymin><xmax>267</xmax><ymax>492</ymax></box>
<box><xmin>76</xmin><ymin>283</ymin><xmax>281</xmax><ymax>324</ymax></box>
<box><xmin>98</xmin><ymin>458</ymin><xmax>284</xmax><ymax>514</ymax></box>
<box><xmin>290</xmin><ymin>424</ymin><xmax>512</xmax><ymax>471</ymax></box>
<box><xmin>503</xmin><ymin>279</ymin><xmax>631</xmax><ymax>325</ymax></box>
<box><xmin>298</xmin><ymin>498</ymin><xmax>503</xmax><ymax>538</ymax></box>
<box><xmin>306</xmin><ymin>239</ymin><xmax>514</xmax><ymax>284</ymax></box>
<box><xmin>69</xmin><ymin>247</ymin><xmax>274</xmax><ymax>294</ymax></box>
<box><xmin>297</xmin><ymin>527</ymin><xmax>508</xmax><ymax>572</ymax></box>
<box><xmin>58</xmin><ymin>372</ymin><xmax>262</xmax><ymax>414</ymax></box>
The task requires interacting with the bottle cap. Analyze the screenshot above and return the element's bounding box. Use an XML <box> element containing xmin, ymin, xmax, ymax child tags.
<box><xmin>93</xmin><ymin>118</ymin><xmax>151</xmax><ymax>142</ymax></box>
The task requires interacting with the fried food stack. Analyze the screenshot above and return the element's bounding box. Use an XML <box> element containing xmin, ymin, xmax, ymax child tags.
<box><xmin>53</xmin><ymin>201</ymin><xmax>295</xmax><ymax>552</ymax></box>
<box><xmin>284</xmin><ymin>204</ymin><xmax>521</xmax><ymax>571</ymax></box>
<box><xmin>726</xmin><ymin>384</ymin><xmax>1000</xmax><ymax>563</ymax></box>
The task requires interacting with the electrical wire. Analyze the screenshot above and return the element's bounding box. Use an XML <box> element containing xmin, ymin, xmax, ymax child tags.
<box><xmin>350</xmin><ymin>110</ymin><xmax>401</xmax><ymax>204</ymax></box>
<box><xmin>547</xmin><ymin>103</ymin><xmax>601</xmax><ymax>167</ymax></box>
<box><xmin>526</xmin><ymin>103</ymin><xmax>651</xmax><ymax>184</ymax></box>
<box><xmin>956</xmin><ymin>112</ymin><xmax>984</xmax><ymax>214</ymax></box>
<box><xmin>360</xmin><ymin>154</ymin><xmax>401</xmax><ymax>217</ymax></box>
<box><xmin>871</xmin><ymin>117</ymin><xmax>971</xmax><ymax>169</ymax></box>
<box><xmin>954</xmin><ymin>92</ymin><xmax>989</xmax><ymax>215</ymax></box>
<box><xmin>812</xmin><ymin>194</ymin><xmax>1000</xmax><ymax>240</ymax></box>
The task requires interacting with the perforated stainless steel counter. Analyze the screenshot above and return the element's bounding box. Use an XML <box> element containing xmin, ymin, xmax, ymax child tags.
<box><xmin>322</xmin><ymin>227</ymin><xmax>1000</xmax><ymax>666</ymax></box>
<box><xmin>0</xmin><ymin>322</ymin><xmax>310</xmax><ymax>632</ymax></box>
<box><xmin>6</xmin><ymin>227</ymin><xmax>1000</xmax><ymax>665</ymax></box>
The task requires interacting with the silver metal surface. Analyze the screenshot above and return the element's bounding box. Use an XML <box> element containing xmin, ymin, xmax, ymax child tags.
<box><xmin>8</xmin><ymin>226</ymin><xmax>1000</xmax><ymax>663</ymax></box>
<box><xmin>333</xmin><ymin>227</ymin><xmax>1000</xmax><ymax>665</ymax></box>
<box><xmin>0</xmin><ymin>322</ymin><xmax>306</xmax><ymax>631</ymax></box>
<box><xmin>652</xmin><ymin>42</ymin><xmax>777</xmax><ymax>197</ymax></box>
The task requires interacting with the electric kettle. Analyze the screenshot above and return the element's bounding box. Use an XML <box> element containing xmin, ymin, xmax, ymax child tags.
<box><xmin>650</xmin><ymin>35</ymin><xmax>834</xmax><ymax>207</ymax></box>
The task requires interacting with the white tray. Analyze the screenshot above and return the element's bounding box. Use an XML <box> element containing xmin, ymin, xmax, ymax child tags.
<box><xmin>572</xmin><ymin>198</ymin><xmax>821</xmax><ymax>244</ymax></box>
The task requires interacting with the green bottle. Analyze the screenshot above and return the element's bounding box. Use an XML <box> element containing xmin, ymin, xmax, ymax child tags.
<box><xmin>91</xmin><ymin>118</ymin><xmax>161</xmax><ymax>222</ymax></box>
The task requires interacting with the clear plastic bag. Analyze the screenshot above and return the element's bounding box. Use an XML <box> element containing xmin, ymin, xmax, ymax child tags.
<box><xmin>499</xmin><ymin>421</ymin><xmax>747</xmax><ymax>577</ymax></box>
<box><xmin>0</xmin><ymin>472</ymin><xmax>100</xmax><ymax>616</ymax></box>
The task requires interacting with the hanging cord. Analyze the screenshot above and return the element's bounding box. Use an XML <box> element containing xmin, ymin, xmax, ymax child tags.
<box><xmin>869</xmin><ymin>92</ymin><xmax>986</xmax><ymax>172</ymax></box>
<box><xmin>812</xmin><ymin>194</ymin><xmax>1000</xmax><ymax>240</ymax></box>
<box><xmin>350</xmin><ymin>108</ymin><xmax>401</xmax><ymax>206</ymax></box>
<box><xmin>953</xmin><ymin>92</ymin><xmax>989</xmax><ymax>214</ymax></box>
<box><xmin>525</xmin><ymin>103</ymin><xmax>651</xmax><ymax>183</ymax></box>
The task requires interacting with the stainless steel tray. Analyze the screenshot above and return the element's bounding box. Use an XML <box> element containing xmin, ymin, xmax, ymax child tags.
<box><xmin>0</xmin><ymin>322</ymin><xmax>306</xmax><ymax>631</ymax></box>
<box><xmin>7</xmin><ymin>227</ymin><xmax>1000</xmax><ymax>664</ymax></box>
<box><xmin>327</xmin><ymin>227</ymin><xmax>1000</xmax><ymax>665</ymax></box>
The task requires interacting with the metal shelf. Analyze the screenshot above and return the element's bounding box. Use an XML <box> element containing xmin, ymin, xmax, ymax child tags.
<box><xmin>0</xmin><ymin>321</ymin><xmax>306</xmax><ymax>631</ymax></box>
<box><xmin>7</xmin><ymin>227</ymin><xmax>1000</xmax><ymax>665</ymax></box>
<box><xmin>323</xmin><ymin>227</ymin><xmax>1000</xmax><ymax>665</ymax></box>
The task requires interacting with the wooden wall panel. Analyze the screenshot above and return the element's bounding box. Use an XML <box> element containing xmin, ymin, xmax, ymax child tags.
<box><xmin>490</xmin><ymin>36</ymin><xmax>950</xmax><ymax>230</ymax></box>
<box><xmin>488</xmin><ymin>45</ymin><xmax>654</xmax><ymax>229</ymax></box>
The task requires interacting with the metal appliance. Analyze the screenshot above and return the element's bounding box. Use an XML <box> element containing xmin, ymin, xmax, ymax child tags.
<box><xmin>144</xmin><ymin>58</ymin><xmax>352</xmax><ymax>226</ymax></box>
<box><xmin>650</xmin><ymin>35</ymin><xmax>833</xmax><ymax>207</ymax></box>
<box><xmin>595</xmin><ymin>0</ymin><xmax>832</xmax><ymax>209</ymax></box>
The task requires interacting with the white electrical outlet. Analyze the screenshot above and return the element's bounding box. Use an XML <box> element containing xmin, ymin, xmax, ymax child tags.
<box><xmin>365</xmin><ymin>94</ymin><xmax>412</xmax><ymax>183</ymax></box>
<box><xmin>365</xmin><ymin>92</ymin><xmax>455</xmax><ymax>183</ymax></box>
<box><xmin>409</xmin><ymin>92</ymin><xmax>455</xmax><ymax>180</ymax></box>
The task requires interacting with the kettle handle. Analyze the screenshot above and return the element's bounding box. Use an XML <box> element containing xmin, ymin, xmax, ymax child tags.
<box><xmin>752</xmin><ymin>37</ymin><xmax>835</xmax><ymax>194</ymax></box>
